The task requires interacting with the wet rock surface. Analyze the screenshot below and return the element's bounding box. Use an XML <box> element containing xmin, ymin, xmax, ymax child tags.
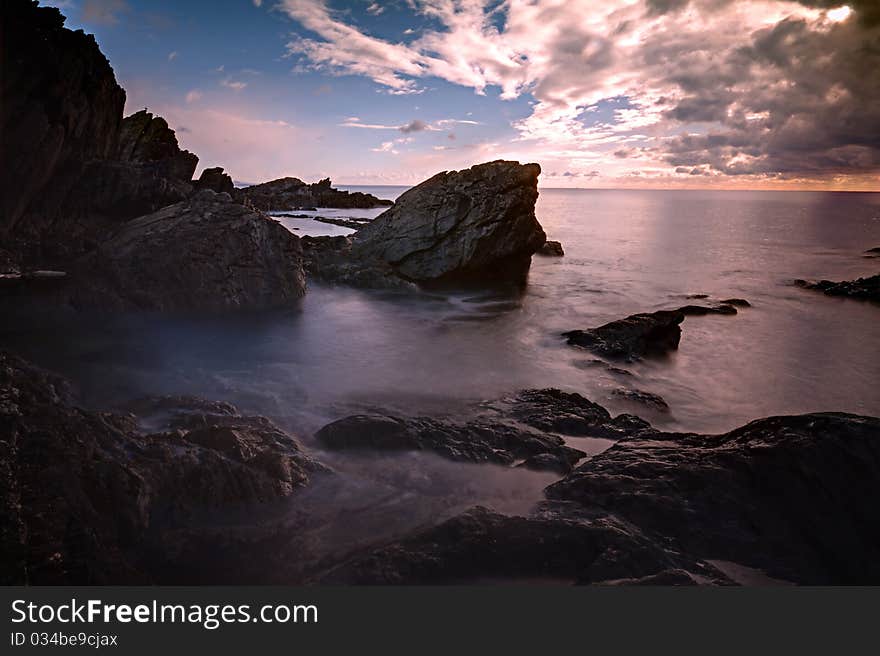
<box><xmin>795</xmin><ymin>274</ymin><xmax>879</xmax><ymax>302</ymax></box>
<box><xmin>563</xmin><ymin>301</ymin><xmax>747</xmax><ymax>361</ymax></box>
<box><xmin>0</xmin><ymin>353</ymin><xmax>325</xmax><ymax>584</ymax></box>
<box><xmin>324</xmin><ymin>410</ymin><xmax>880</xmax><ymax>585</ymax></box>
<box><xmin>66</xmin><ymin>190</ymin><xmax>306</xmax><ymax>311</ymax></box>
<box><xmin>315</xmin><ymin>411</ymin><xmax>585</xmax><ymax>473</ymax></box>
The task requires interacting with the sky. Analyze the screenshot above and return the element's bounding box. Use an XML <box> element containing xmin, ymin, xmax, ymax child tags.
<box><xmin>45</xmin><ymin>0</ymin><xmax>880</xmax><ymax>190</ymax></box>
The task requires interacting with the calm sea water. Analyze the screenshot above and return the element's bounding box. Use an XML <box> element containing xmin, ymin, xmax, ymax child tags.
<box><xmin>6</xmin><ymin>188</ymin><xmax>879</xmax><ymax>436</ymax></box>
<box><xmin>5</xmin><ymin>187</ymin><xmax>879</xmax><ymax>569</ymax></box>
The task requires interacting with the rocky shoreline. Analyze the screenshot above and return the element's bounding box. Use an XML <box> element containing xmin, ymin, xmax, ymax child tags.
<box><xmin>2</xmin><ymin>0</ymin><xmax>878</xmax><ymax>586</ymax></box>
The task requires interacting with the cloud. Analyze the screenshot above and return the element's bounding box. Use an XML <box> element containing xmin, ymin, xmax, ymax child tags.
<box><xmin>253</xmin><ymin>0</ymin><xmax>263</xmax><ymax>7</ymax></box>
<box><xmin>220</xmin><ymin>79</ymin><xmax>248</xmax><ymax>91</ymax></box>
<box><xmin>399</xmin><ymin>119</ymin><xmax>430</xmax><ymax>133</ymax></box>
<box><xmin>185</xmin><ymin>89</ymin><xmax>203</xmax><ymax>104</ymax></box>
<box><xmin>279</xmin><ymin>0</ymin><xmax>880</xmax><ymax>186</ymax></box>
<box><xmin>366</xmin><ymin>2</ymin><xmax>384</xmax><ymax>16</ymax></box>
<box><xmin>167</xmin><ymin>51</ymin><xmax>178</xmax><ymax>62</ymax></box>
<box><xmin>81</xmin><ymin>0</ymin><xmax>129</xmax><ymax>26</ymax></box>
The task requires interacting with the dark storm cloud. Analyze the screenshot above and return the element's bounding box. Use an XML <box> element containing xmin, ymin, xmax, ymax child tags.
<box><xmin>399</xmin><ymin>119</ymin><xmax>430</xmax><ymax>133</ymax></box>
<box><xmin>658</xmin><ymin>13</ymin><xmax>880</xmax><ymax>176</ymax></box>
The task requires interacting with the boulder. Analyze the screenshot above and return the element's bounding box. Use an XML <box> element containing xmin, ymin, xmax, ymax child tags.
<box><xmin>563</xmin><ymin>309</ymin><xmax>685</xmax><ymax>361</ymax></box>
<box><xmin>795</xmin><ymin>274</ymin><xmax>880</xmax><ymax>302</ymax></box>
<box><xmin>195</xmin><ymin>167</ymin><xmax>235</xmax><ymax>195</ymax></box>
<box><xmin>0</xmin><ymin>352</ymin><xmax>325</xmax><ymax>584</ymax></box>
<box><xmin>315</xmin><ymin>412</ymin><xmax>585</xmax><ymax>472</ymax></box>
<box><xmin>235</xmin><ymin>177</ymin><xmax>392</xmax><ymax>211</ymax></box>
<box><xmin>351</xmin><ymin>161</ymin><xmax>546</xmax><ymax>286</ymax></box>
<box><xmin>68</xmin><ymin>190</ymin><xmax>306</xmax><ymax>311</ymax></box>
<box><xmin>537</xmin><ymin>240</ymin><xmax>564</xmax><ymax>256</ymax></box>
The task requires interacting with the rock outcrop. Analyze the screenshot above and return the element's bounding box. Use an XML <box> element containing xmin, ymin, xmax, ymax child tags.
<box><xmin>194</xmin><ymin>167</ymin><xmax>235</xmax><ymax>195</ymax></box>
<box><xmin>0</xmin><ymin>2</ymin><xmax>202</xmax><ymax>266</ymax></box>
<box><xmin>1</xmin><ymin>0</ymin><xmax>125</xmax><ymax>260</ymax></box>
<box><xmin>315</xmin><ymin>411</ymin><xmax>585</xmax><ymax>474</ymax></box>
<box><xmin>0</xmin><ymin>352</ymin><xmax>326</xmax><ymax>584</ymax></box>
<box><xmin>795</xmin><ymin>274</ymin><xmax>879</xmax><ymax>302</ymax></box>
<box><xmin>67</xmin><ymin>190</ymin><xmax>307</xmax><ymax>311</ymax></box>
<box><xmin>563</xmin><ymin>301</ymin><xmax>747</xmax><ymax>361</ymax></box>
<box><xmin>350</xmin><ymin>161</ymin><xmax>546</xmax><ymax>286</ymax></box>
<box><xmin>538</xmin><ymin>240</ymin><xmax>564</xmax><ymax>256</ymax></box>
<box><xmin>235</xmin><ymin>177</ymin><xmax>392</xmax><ymax>211</ymax></box>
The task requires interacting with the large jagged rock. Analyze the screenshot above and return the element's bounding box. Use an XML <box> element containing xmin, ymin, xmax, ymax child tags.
<box><xmin>351</xmin><ymin>161</ymin><xmax>546</xmax><ymax>286</ymax></box>
<box><xmin>0</xmin><ymin>2</ymin><xmax>200</xmax><ymax>266</ymax></box>
<box><xmin>235</xmin><ymin>177</ymin><xmax>392</xmax><ymax>211</ymax></box>
<box><xmin>0</xmin><ymin>352</ymin><xmax>326</xmax><ymax>584</ymax></box>
<box><xmin>115</xmin><ymin>110</ymin><xmax>198</xmax><ymax>182</ymax></box>
<box><xmin>0</xmin><ymin>0</ymin><xmax>125</xmax><ymax>258</ymax></box>
<box><xmin>67</xmin><ymin>190</ymin><xmax>306</xmax><ymax>311</ymax></box>
<box><xmin>195</xmin><ymin>166</ymin><xmax>235</xmax><ymax>195</ymax></box>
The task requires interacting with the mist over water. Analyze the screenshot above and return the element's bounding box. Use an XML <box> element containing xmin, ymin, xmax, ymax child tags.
<box><xmin>3</xmin><ymin>188</ymin><xmax>879</xmax><ymax>574</ymax></box>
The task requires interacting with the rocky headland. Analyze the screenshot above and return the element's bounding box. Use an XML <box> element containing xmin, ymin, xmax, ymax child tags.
<box><xmin>234</xmin><ymin>177</ymin><xmax>392</xmax><ymax>211</ymax></box>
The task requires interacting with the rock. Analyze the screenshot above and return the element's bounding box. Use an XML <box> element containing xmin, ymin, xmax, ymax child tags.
<box><xmin>318</xmin><ymin>505</ymin><xmax>734</xmax><ymax>585</ymax></box>
<box><xmin>795</xmin><ymin>275</ymin><xmax>880</xmax><ymax>302</ymax></box>
<box><xmin>720</xmin><ymin>298</ymin><xmax>751</xmax><ymax>307</ymax></box>
<box><xmin>0</xmin><ymin>0</ymin><xmax>125</xmax><ymax>257</ymax></box>
<box><xmin>500</xmin><ymin>388</ymin><xmax>654</xmax><ymax>439</ymax></box>
<box><xmin>194</xmin><ymin>167</ymin><xmax>235</xmax><ymax>195</ymax></box>
<box><xmin>547</xmin><ymin>412</ymin><xmax>880</xmax><ymax>584</ymax></box>
<box><xmin>865</xmin><ymin>247</ymin><xmax>880</xmax><ymax>256</ymax></box>
<box><xmin>300</xmin><ymin>235</ymin><xmax>416</xmax><ymax>290</ymax></box>
<box><xmin>0</xmin><ymin>352</ymin><xmax>325</xmax><ymax>584</ymax></box>
<box><xmin>677</xmin><ymin>303</ymin><xmax>738</xmax><ymax>316</ymax></box>
<box><xmin>537</xmin><ymin>240</ymin><xmax>564</xmax><ymax>256</ymax></box>
<box><xmin>115</xmin><ymin>110</ymin><xmax>198</xmax><ymax>183</ymax></box>
<box><xmin>0</xmin><ymin>3</ymin><xmax>201</xmax><ymax>267</ymax></box>
<box><xmin>350</xmin><ymin>161</ymin><xmax>546</xmax><ymax>286</ymax></box>
<box><xmin>611</xmin><ymin>388</ymin><xmax>670</xmax><ymax>413</ymax></box>
<box><xmin>315</xmin><ymin>412</ymin><xmax>585</xmax><ymax>471</ymax></box>
<box><xmin>67</xmin><ymin>190</ymin><xmax>306</xmax><ymax>311</ymax></box>
<box><xmin>235</xmin><ymin>177</ymin><xmax>392</xmax><ymax>211</ymax></box>
<box><xmin>313</xmin><ymin>216</ymin><xmax>373</xmax><ymax>230</ymax></box>
<box><xmin>563</xmin><ymin>301</ymin><xmax>748</xmax><ymax>361</ymax></box>
<box><xmin>563</xmin><ymin>309</ymin><xmax>685</xmax><ymax>361</ymax></box>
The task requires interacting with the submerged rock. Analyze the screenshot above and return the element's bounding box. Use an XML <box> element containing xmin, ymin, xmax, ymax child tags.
<box><xmin>68</xmin><ymin>190</ymin><xmax>306</xmax><ymax>311</ymax></box>
<box><xmin>537</xmin><ymin>240</ymin><xmax>565</xmax><ymax>256</ymax></box>
<box><xmin>235</xmin><ymin>177</ymin><xmax>392</xmax><ymax>211</ymax></box>
<box><xmin>0</xmin><ymin>353</ymin><xmax>325</xmax><ymax>584</ymax></box>
<box><xmin>795</xmin><ymin>274</ymin><xmax>880</xmax><ymax>302</ymax></box>
<box><xmin>350</xmin><ymin>161</ymin><xmax>546</xmax><ymax>286</ymax></box>
<box><xmin>611</xmin><ymin>388</ymin><xmax>670</xmax><ymax>412</ymax></box>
